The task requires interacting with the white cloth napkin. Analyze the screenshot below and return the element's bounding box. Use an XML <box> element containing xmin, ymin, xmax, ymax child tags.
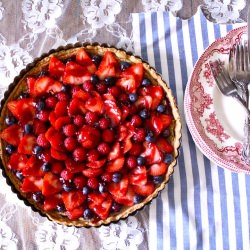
<box><xmin>132</xmin><ymin>9</ymin><xmax>250</xmax><ymax>250</ymax></box>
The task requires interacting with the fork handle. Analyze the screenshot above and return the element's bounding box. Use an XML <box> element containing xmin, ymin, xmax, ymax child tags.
<box><xmin>232</xmin><ymin>93</ymin><xmax>250</xmax><ymax>117</ymax></box>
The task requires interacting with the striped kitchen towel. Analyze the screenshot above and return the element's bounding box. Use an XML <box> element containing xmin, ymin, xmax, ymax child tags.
<box><xmin>132</xmin><ymin>10</ymin><xmax>250</xmax><ymax>250</ymax></box>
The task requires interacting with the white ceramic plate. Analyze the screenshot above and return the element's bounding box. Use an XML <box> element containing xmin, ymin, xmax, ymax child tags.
<box><xmin>184</xmin><ymin>26</ymin><xmax>250</xmax><ymax>174</ymax></box>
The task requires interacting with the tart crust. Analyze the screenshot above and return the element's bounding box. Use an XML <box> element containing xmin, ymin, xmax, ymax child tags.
<box><xmin>0</xmin><ymin>44</ymin><xmax>181</xmax><ymax>227</ymax></box>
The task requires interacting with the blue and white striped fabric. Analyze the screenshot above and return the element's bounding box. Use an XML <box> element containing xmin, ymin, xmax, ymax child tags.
<box><xmin>132</xmin><ymin>10</ymin><xmax>250</xmax><ymax>250</ymax></box>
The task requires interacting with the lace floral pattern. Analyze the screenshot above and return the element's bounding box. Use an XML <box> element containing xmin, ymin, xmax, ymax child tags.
<box><xmin>98</xmin><ymin>217</ymin><xmax>144</xmax><ymax>250</ymax></box>
<box><xmin>0</xmin><ymin>1</ymin><xmax>4</xmax><ymax>21</ymax></box>
<box><xmin>141</xmin><ymin>0</ymin><xmax>183</xmax><ymax>12</ymax></box>
<box><xmin>201</xmin><ymin>0</ymin><xmax>246</xmax><ymax>23</ymax></box>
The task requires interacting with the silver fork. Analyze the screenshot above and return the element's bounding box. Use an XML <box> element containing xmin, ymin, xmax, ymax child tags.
<box><xmin>229</xmin><ymin>41</ymin><xmax>250</xmax><ymax>164</ymax></box>
<box><xmin>209</xmin><ymin>60</ymin><xmax>250</xmax><ymax>117</ymax></box>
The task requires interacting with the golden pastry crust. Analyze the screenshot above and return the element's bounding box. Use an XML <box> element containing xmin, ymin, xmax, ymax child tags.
<box><xmin>0</xmin><ymin>44</ymin><xmax>181</xmax><ymax>227</ymax></box>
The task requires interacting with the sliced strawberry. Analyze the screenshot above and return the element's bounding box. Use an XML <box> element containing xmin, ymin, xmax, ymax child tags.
<box><xmin>7</xmin><ymin>98</ymin><xmax>36</xmax><ymax>124</ymax></box>
<box><xmin>77</xmin><ymin>125</ymin><xmax>101</xmax><ymax>149</ymax></box>
<box><xmin>82</xmin><ymin>168</ymin><xmax>103</xmax><ymax>178</ymax></box>
<box><xmin>107</xmin><ymin>142</ymin><xmax>121</xmax><ymax>161</ymax></box>
<box><xmin>117</xmin><ymin>125</ymin><xmax>128</xmax><ymax>141</ymax></box>
<box><xmin>44</xmin><ymin>193</ymin><xmax>62</xmax><ymax>211</ymax></box>
<box><xmin>86</xmin><ymin>158</ymin><xmax>106</xmax><ymax>169</ymax></box>
<box><xmin>42</xmin><ymin>172</ymin><xmax>62</xmax><ymax>196</ymax></box>
<box><xmin>88</xmin><ymin>192</ymin><xmax>108</xmax><ymax>205</ymax></box>
<box><xmin>122</xmin><ymin>136</ymin><xmax>133</xmax><ymax>154</ymax></box>
<box><xmin>106</xmin><ymin>156</ymin><xmax>125</xmax><ymax>172</ymax></box>
<box><xmin>108</xmin><ymin>175</ymin><xmax>129</xmax><ymax>197</ymax></box>
<box><xmin>21</xmin><ymin>176</ymin><xmax>43</xmax><ymax>193</ymax></box>
<box><xmin>48</xmin><ymin>131</ymin><xmax>65</xmax><ymax>151</ymax></box>
<box><xmin>33</xmin><ymin>119</ymin><xmax>47</xmax><ymax>135</ymax></box>
<box><xmin>22</xmin><ymin>155</ymin><xmax>44</xmax><ymax>177</ymax></box>
<box><xmin>0</xmin><ymin>124</ymin><xmax>23</xmax><ymax>146</ymax></box>
<box><xmin>27</xmin><ymin>76</ymin><xmax>36</xmax><ymax>97</ymax></box>
<box><xmin>148</xmin><ymin>85</ymin><xmax>163</xmax><ymax>110</ymax></box>
<box><xmin>95</xmin><ymin>51</ymin><xmax>120</xmax><ymax>80</ymax></box>
<box><xmin>54</xmin><ymin>116</ymin><xmax>71</xmax><ymax>130</ymax></box>
<box><xmin>18</xmin><ymin>134</ymin><xmax>37</xmax><ymax>155</ymax></box>
<box><xmin>7</xmin><ymin>153</ymin><xmax>28</xmax><ymax>170</ymax></box>
<box><xmin>147</xmin><ymin>114</ymin><xmax>163</xmax><ymax>136</ymax></box>
<box><xmin>160</xmin><ymin>114</ymin><xmax>172</xmax><ymax>129</ymax></box>
<box><xmin>51</xmin><ymin>147</ymin><xmax>68</xmax><ymax>161</ymax></box>
<box><xmin>49</xmin><ymin>111</ymin><xmax>57</xmax><ymax>128</ymax></box>
<box><xmin>62</xmin><ymin>190</ymin><xmax>86</xmax><ymax>211</ymax></box>
<box><xmin>54</xmin><ymin>100</ymin><xmax>69</xmax><ymax>117</ymax></box>
<box><xmin>49</xmin><ymin>56</ymin><xmax>65</xmax><ymax>79</ymax></box>
<box><xmin>156</xmin><ymin>137</ymin><xmax>174</xmax><ymax>154</ymax></box>
<box><xmin>34</xmin><ymin>76</ymin><xmax>62</xmax><ymax>96</ymax></box>
<box><xmin>89</xmin><ymin>195</ymin><xmax>113</xmax><ymax>220</ymax></box>
<box><xmin>148</xmin><ymin>162</ymin><xmax>168</xmax><ymax>176</ymax></box>
<box><xmin>141</xmin><ymin>141</ymin><xmax>162</xmax><ymax>164</ymax></box>
<box><xmin>73</xmin><ymin>89</ymin><xmax>91</xmax><ymax>101</ymax></box>
<box><xmin>76</xmin><ymin>48</ymin><xmax>97</xmax><ymax>73</ymax></box>
<box><xmin>120</xmin><ymin>105</ymin><xmax>130</xmax><ymax>122</ymax></box>
<box><xmin>120</xmin><ymin>63</ymin><xmax>143</xmax><ymax>83</ymax></box>
<box><xmin>68</xmin><ymin>98</ymin><xmax>87</xmax><ymax>116</ymax></box>
<box><xmin>128</xmin><ymin>166</ymin><xmax>147</xmax><ymax>186</ymax></box>
<box><xmin>65</xmin><ymin>158</ymin><xmax>85</xmax><ymax>173</ymax></box>
<box><xmin>103</xmin><ymin>94</ymin><xmax>122</xmax><ymax>127</ymax></box>
<box><xmin>135</xmin><ymin>95</ymin><xmax>152</xmax><ymax>110</ymax></box>
<box><xmin>85</xmin><ymin>95</ymin><xmax>104</xmax><ymax>114</ymax></box>
<box><xmin>45</xmin><ymin>127</ymin><xmax>56</xmax><ymax>141</ymax></box>
<box><xmin>133</xmin><ymin>182</ymin><xmax>155</xmax><ymax>196</ymax></box>
<box><xmin>63</xmin><ymin>61</ymin><xmax>92</xmax><ymax>84</ymax></box>
<box><xmin>67</xmin><ymin>206</ymin><xmax>85</xmax><ymax>220</ymax></box>
<box><xmin>112</xmin><ymin>186</ymin><xmax>135</xmax><ymax>206</ymax></box>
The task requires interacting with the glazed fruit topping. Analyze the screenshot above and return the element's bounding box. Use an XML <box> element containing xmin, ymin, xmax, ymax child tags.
<box><xmin>0</xmin><ymin>47</ymin><xmax>174</xmax><ymax>222</ymax></box>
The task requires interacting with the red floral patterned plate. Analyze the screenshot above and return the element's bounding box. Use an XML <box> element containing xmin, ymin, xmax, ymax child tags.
<box><xmin>184</xmin><ymin>26</ymin><xmax>250</xmax><ymax>174</ymax></box>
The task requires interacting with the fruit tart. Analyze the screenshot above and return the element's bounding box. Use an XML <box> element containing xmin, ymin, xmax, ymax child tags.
<box><xmin>0</xmin><ymin>44</ymin><xmax>181</xmax><ymax>227</ymax></box>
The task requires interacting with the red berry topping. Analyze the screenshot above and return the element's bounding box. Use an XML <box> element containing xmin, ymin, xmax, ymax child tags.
<box><xmin>37</xmin><ymin>110</ymin><xmax>50</xmax><ymax>122</ymax></box>
<box><xmin>87</xmin><ymin>149</ymin><xmax>99</xmax><ymax>162</ymax></box>
<box><xmin>125</xmin><ymin>156</ymin><xmax>137</xmax><ymax>169</ymax></box>
<box><xmin>57</xmin><ymin>92</ymin><xmax>70</xmax><ymax>101</ymax></box>
<box><xmin>83</xmin><ymin>81</ymin><xmax>94</xmax><ymax>92</ymax></box>
<box><xmin>87</xmin><ymin>177</ymin><xmax>99</xmax><ymax>190</ymax></box>
<box><xmin>130</xmin><ymin>115</ymin><xmax>142</xmax><ymax>127</ymax></box>
<box><xmin>64</xmin><ymin>137</ymin><xmax>78</xmax><ymax>151</ymax></box>
<box><xmin>45</xmin><ymin>96</ymin><xmax>58</xmax><ymax>109</ymax></box>
<box><xmin>85</xmin><ymin>111</ymin><xmax>98</xmax><ymax>125</ymax></box>
<box><xmin>98</xmin><ymin>117</ymin><xmax>110</xmax><ymax>130</ymax></box>
<box><xmin>133</xmin><ymin>128</ymin><xmax>145</xmax><ymax>142</ymax></box>
<box><xmin>63</xmin><ymin>124</ymin><xmax>77</xmax><ymax>137</ymax></box>
<box><xmin>73</xmin><ymin>115</ymin><xmax>85</xmax><ymax>127</ymax></box>
<box><xmin>37</xmin><ymin>133</ymin><xmax>50</xmax><ymax>148</ymax></box>
<box><xmin>102</xmin><ymin>129</ymin><xmax>115</xmax><ymax>143</ymax></box>
<box><xmin>73</xmin><ymin>175</ymin><xmax>87</xmax><ymax>189</ymax></box>
<box><xmin>72</xmin><ymin>147</ymin><xmax>87</xmax><ymax>162</ymax></box>
<box><xmin>97</xmin><ymin>142</ymin><xmax>110</xmax><ymax>155</ymax></box>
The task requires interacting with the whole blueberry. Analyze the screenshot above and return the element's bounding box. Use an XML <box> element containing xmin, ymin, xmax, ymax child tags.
<box><xmin>156</xmin><ymin>104</ymin><xmax>166</xmax><ymax>113</ymax></box>
<box><xmin>32</xmin><ymin>192</ymin><xmax>44</xmax><ymax>203</ymax></box>
<box><xmin>42</xmin><ymin>162</ymin><xmax>51</xmax><ymax>172</ymax></box>
<box><xmin>61</xmin><ymin>85</ymin><xmax>71</xmax><ymax>93</ymax></box>
<box><xmin>57</xmin><ymin>203</ymin><xmax>66</xmax><ymax>213</ymax></box>
<box><xmin>162</xmin><ymin>129</ymin><xmax>170</xmax><ymax>138</ymax></box>
<box><xmin>83</xmin><ymin>208</ymin><xmax>93</xmax><ymax>220</ymax></box>
<box><xmin>137</xmin><ymin>156</ymin><xmax>146</xmax><ymax>166</ymax></box>
<box><xmin>82</xmin><ymin>186</ymin><xmax>90</xmax><ymax>195</ymax></box>
<box><xmin>133</xmin><ymin>195</ymin><xmax>143</xmax><ymax>204</ymax></box>
<box><xmin>141</xmin><ymin>78</ymin><xmax>151</xmax><ymax>86</ymax></box>
<box><xmin>163</xmin><ymin>154</ymin><xmax>172</xmax><ymax>164</ymax></box>
<box><xmin>112</xmin><ymin>172</ymin><xmax>122</xmax><ymax>183</ymax></box>
<box><xmin>120</xmin><ymin>61</ymin><xmax>131</xmax><ymax>71</ymax></box>
<box><xmin>24</xmin><ymin>124</ymin><xmax>33</xmax><ymax>134</ymax></box>
<box><xmin>145</xmin><ymin>130</ymin><xmax>155</xmax><ymax>143</ymax></box>
<box><xmin>36</xmin><ymin>100</ymin><xmax>45</xmax><ymax>111</ymax></box>
<box><xmin>90</xmin><ymin>74</ymin><xmax>99</xmax><ymax>84</ymax></box>
<box><xmin>92</xmin><ymin>55</ymin><xmax>102</xmax><ymax>66</ymax></box>
<box><xmin>112</xmin><ymin>201</ymin><xmax>122</xmax><ymax>212</ymax></box>
<box><xmin>139</xmin><ymin>109</ymin><xmax>149</xmax><ymax>119</ymax></box>
<box><xmin>63</xmin><ymin>182</ymin><xmax>74</xmax><ymax>192</ymax></box>
<box><xmin>5</xmin><ymin>144</ymin><xmax>16</xmax><ymax>154</ymax></box>
<box><xmin>33</xmin><ymin>145</ymin><xmax>43</xmax><ymax>156</ymax></box>
<box><xmin>152</xmin><ymin>175</ymin><xmax>164</xmax><ymax>184</ymax></box>
<box><xmin>104</xmin><ymin>76</ymin><xmax>115</xmax><ymax>86</ymax></box>
<box><xmin>128</xmin><ymin>93</ymin><xmax>138</xmax><ymax>103</ymax></box>
<box><xmin>99</xmin><ymin>182</ymin><xmax>107</xmax><ymax>193</ymax></box>
<box><xmin>5</xmin><ymin>116</ymin><xmax>17</xmax><ymax>126</ymax></box>
<box><xmin>19</xmin><ymin>92</ymin><xmax>30</xmax><ymax>99</ymax></box>
<box><xmin>16</xmin><ymin>171</ymin><xmax>24</xmax><ymax>181</ymax></box>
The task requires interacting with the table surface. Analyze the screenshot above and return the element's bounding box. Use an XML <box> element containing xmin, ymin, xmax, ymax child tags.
<box><xmin>0</xmin><ymin>1</ymin><xmax>250</xmax><ymax>249</ymax></box>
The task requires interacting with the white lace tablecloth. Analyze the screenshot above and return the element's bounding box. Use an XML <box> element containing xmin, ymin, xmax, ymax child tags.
<box><xmin>0</xmin><ymin>1</ymin><xmax>250</xmax><ymax>249</ymax></box>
